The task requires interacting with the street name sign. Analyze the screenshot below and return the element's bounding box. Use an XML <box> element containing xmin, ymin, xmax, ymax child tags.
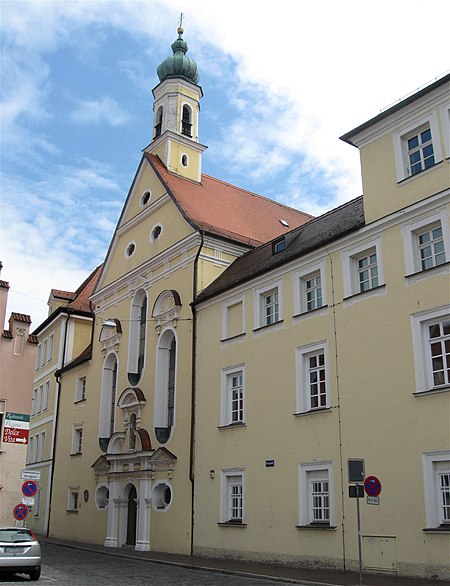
<box><xmin>3</xmin><ymin>412</ymin><xmax>30</xmax><ymax>445</ymax></box>
<box><xmin>21</xmin><ymin>469</ymin><xmax>41</xmax><ymax>480</ymax></box>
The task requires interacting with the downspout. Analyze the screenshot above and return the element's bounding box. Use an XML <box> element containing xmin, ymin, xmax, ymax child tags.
<box><xmin>189</xmin><ymin>230</ymin><xmax>204</xmax><ymax>556</ymax></box>
<box><xmin>46</xmin><ymin>312</ymin><xmax>70</xmax><ymax>537</ymax></box>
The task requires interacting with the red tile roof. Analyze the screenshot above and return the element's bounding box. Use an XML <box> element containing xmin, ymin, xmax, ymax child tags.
<box><xmin>10</xmin><ymin>312</ymin><xmax>32</xmax><ymax>324</ymax></box>
<box><xmin>146</xmin><ymin>154</ymin><xmax>313</xmax><ymax>247</ymax></box>
<box><xmin>67</xmin><ymin>265</ymin><xmax>102</xmax><ymax>313</ymax></box>
<box><xmin>51</xmin><ymin>289</ymin><xmax>76</xmax><ymax>301</ymax></box>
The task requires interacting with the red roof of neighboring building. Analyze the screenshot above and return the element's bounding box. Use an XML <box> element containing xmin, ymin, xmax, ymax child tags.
<box><xmin>67</xmin><ymin>265</ymin><xmax>102</xmax><ymax>313</ymax></box>
<box><xmin>51</xmin><ymin>289</ymin><xmax>76</xmax><ymax>301</ymax></box>
<box><xmin>146</xmin><ymin>154</ymin><xmax>313</xmax><ymax>247</ymax></box>
<box><xmin>10</xmin><ymin>312</ymin><xmax>32</xmax><ymax>324</ymax></box>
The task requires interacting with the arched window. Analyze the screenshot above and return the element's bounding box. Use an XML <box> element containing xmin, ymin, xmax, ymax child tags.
<box><xmin>154</xmin><ymin>330</ymin><xmax>177</xmax><ymax>444</ymax></box>
<box><xmin>181</xmin><ymin>105</ymin><xmax>192</xmax><ymax>137</ymax></box>
<box><xmin>154</xmin><ymin>106</ymin><xmax>163</xmax><ymax>138</ymax></box>
<box><xmin>128</xmin><ymin>290</ymin><xmax>147</xmax><ymax>386</ymax></box>
<box><xmin>99</xmin><ymin>353</ymin><xmax>118</xmax><ymax>452</ymax></box>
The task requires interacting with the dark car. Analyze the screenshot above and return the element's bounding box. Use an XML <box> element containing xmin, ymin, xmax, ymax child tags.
<box><xmin>0</xmin><ymin>527</ymin><xmax>41</xmax><ymax>581</ymax></box>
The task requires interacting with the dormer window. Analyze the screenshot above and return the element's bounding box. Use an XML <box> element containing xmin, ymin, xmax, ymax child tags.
<box><xmin>154</xmin><ymin>106</ymin><xmax>163</xmax><ymax>138</ymax></box>
<box><xmin>273</xmin><ymin>238</ymin><xmax>285</xmax><ymax>254</ymax></box>
<box><xmin>181</xmin><ymin>105</ymin><xmax>192</xmax><ymax>137</ymax></box>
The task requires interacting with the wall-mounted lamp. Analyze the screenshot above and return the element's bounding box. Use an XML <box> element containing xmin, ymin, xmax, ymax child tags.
<box><xmin>209</xmin><ymin>469</ymin><xmax>215</xmax><ymax>479</ymax></box>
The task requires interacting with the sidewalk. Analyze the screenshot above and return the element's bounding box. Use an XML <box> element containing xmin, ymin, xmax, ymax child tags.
<box><xmin>41</xmin><ymin>536</ymin><xmax>449</xmax><ymax>586</ymax></box>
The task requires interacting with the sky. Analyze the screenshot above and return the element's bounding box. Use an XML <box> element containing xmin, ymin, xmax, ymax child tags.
<box><xmin>1</xmin><ymin>0</ymin><xmax>449</xmax><ymax>328</ymax></box>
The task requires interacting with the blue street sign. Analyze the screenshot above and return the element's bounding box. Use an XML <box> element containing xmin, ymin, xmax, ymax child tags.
<box><xmin>22</xmin><ymin>480</ymin><xmax>38</xmax><ymax>497</ymax></box>
<box><xmin>13</xmin><ymin>503</ymin><xmax>29</xmax><ymax>521</ymax></box>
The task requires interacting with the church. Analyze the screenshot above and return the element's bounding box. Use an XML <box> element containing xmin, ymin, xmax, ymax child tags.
<box><xmin>25</xmin><ymin>26</ymin><xmax>449</xmax><ymax>581</ymax></box>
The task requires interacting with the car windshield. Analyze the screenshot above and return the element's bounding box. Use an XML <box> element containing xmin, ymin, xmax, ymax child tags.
<box><xmin>0</xmin><ymin>529</ymin><xmax>34</xmax><ymax>543</ymax></box>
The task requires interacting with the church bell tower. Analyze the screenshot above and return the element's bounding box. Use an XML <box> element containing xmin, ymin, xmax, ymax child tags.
<box><xmin>147</xmin><ymin>25</ymin><xmax>206</xmax><ymax>182</ymax></box>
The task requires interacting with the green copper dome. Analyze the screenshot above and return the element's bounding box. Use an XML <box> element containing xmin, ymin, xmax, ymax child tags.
<box><xmin>157</xmin><ymin>27</ymin><xmax>199</xmax><ymax>84</ymax></box>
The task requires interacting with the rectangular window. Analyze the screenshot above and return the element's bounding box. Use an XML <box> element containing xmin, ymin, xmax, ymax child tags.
<box><xmin>221</xmin><ymin>470</ymin><xmax>245</xmax><ymax>524</ymax></box>
<box><xmin>43</xmin><ymin>381</ymin><xmax>50</xmax><ymax>411</ymax></box>
<box><xmin>27</xmin><ymin>437</ymin><xmax>34</xmax><ymax>464</ymax></box>
<box><xmin>305</xmin><ymin>273</ymin><xmax>323</xmax><ymax>311</ymax></box>
<box><xmin>48</xmin><ymin>334</ymin><xmax>54</xmax><ymax>362</ymax></box>
<box><xmin>76</xmin><ymin>377</ymin><xmax>87</xmax><ymax>402</ymax></box>
<box><xmin>39</xmin><ymin>432</ymin><xmax>45</xmax><ymax>461</ymax></box>
<box><xmin>296</xmin><ymin>342</ymin><xmax>329</xmax><ymax>413</ymax></box>
<box><xmin>33</xmin><ymin>489</ymin><xmax>41</xmax><ymax>518</ymax></box>
<box><xmin>68</xmin><ymin>488</ymin><xmax>80</xmax><ymax>512</ymax></box>
<box><xmin>221</xmin><ymin>365</ymin><xmax>245</xmax><ymax>426</ymax></box>
<box><xmin>299</xmin><ymin>462</ymin><xmax>334</xmax><ymax>527</ymax></box>
<box><xmin>36</xmin><ymin>385</ymin><xmax>43</xmax><ymax>414</ymax></box>
<box><xmin>417</xmin><ymin>224</ymin><xmax>446</xmax><ymax>271</ymax></box>
<box><xmin>423</xmin><ymin>452</ymin><xmax>450</xmax><ymax>528</ymax></box>
<box><xmin>72</xmin><ymin>427</ymin><xmax>83</xmax><ymax>454</ymax></box>
<box><xmin>223</xmin><ymin>299</ymin><xmax>244</xmax><ymax>339</ymax></box>
<box><xmin>411</xmin><ymin>310</ymin><xmax>450</xmax><ymax>393</ymax></box>
<box><xmin>31</xmin><ymin>389</ymin><xmax>37</xmax><ymax>416</ymax></box>
<box><xmin>263</xmin><ymin>289</ymin><xmax>279</xmax><ymax>325</ymax></box>
<box><xmin>307</xmin><ymin>351</ymin><xmax>327</xmax><ymax>410</ymax></box>
<box><xmin>229</xmin><ymin>372</ymin><xmax>244</xmax><ymax>423</ymax></box>
<box><xmin>428</xmin><ymin>319</ymin><xmax>450</xmax><ymax>387</ymax></box>
<box><xmin>342</xmin><ymin>238</ymin><xmax>384</xmax><ymax>299</ymax></box>
<box><xmin>357</xmin><ymin>252</ymin><xmax>378</xmax><ymax>292</ymax></box>
<box><xmin>34</xmin><ymin>435</ymin><xmax>40</xmax><ymax>464</ymax></box>
<box><xmin>35</xmin><ymin>345</ymin><xmax>41</xmax><ymax>370</ymax></box>
<box><xmin>41</xmin><ymin>340</ymin><xmax>47</xmax><ymax>367</ymax></box>
<box><xmin>407</xmin><ymin>126</ymin><xmax>435</xmax><ymax>176</ymax></box>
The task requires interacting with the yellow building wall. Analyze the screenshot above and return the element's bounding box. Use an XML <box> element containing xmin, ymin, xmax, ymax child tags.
<box><xmin>193</xmin><ymin>208</ymin><xmax>450</xmax><ymax>578</ymax></box>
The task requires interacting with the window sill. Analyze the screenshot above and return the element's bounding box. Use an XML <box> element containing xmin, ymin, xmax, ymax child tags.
<box><xmin>253</xmin><ymin>319</ymin><xmax>284</xmax><ymax>333</ymax></box>
<box><xmin>218</xmin><ymin>522</ymin><xmax>247</xmax><ymax>528</ymax></box>
<box><xmin>423</xmin><ymin>526</ymin><xmax>450</xmax><ymax>533</ymax></box>
<box><xmin>218</xmin><ymin>422</ymin><xmax>246</xmax><ymax>430</ymax></box>
<box><xmin>66</xmin><ymin>509</ymin><xmax>79</xmax><ymax>515</ymax></box>
<box><xmin>343</xmin><ymin>284</ymin><xmax>386</xmax><ymax>304</ymax></box>
<box><xmin>405</xmin><ymin>261</ymin><xmax>450</xmax><ymax>280</ymax></box>
<box><xmin>413</xmin><ymin>386</ymin><xmax>450</xmax><ymax>397</ymax></box>
<box><xmin>294</xmin><ymin>407</ymin><xmax>332</xmax><ymax>418</ymax></box>
<box><xmin>397</xmin><ymin>160</ymin><xmax>442</xmax><ymax>184</ymax></box>
<box><xmin>293</xmin><ymin>305</ymin><xmax>328</xmax><ymax>319</ymax></box>
<box><xmin>70</xmin><ymin>452</ymin><xmax>82</xmax><ymax>457</ymax></box>
<box><xmin>296</xmin><ymin>524</ymin><xmax>336</xmax><ymax>530</ymax></box>
<box><xmin>220</xmin><ymin>333</ymin><xmax>246</xmax><ymax>343</ymax></box>
<box><xmin>74</xmin><ymin>398</ymin><xmax>86</xmax><ymax>405</ymax></box>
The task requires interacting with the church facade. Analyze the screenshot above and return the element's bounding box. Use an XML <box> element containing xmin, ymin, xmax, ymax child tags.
<box><xmin>26</xmin><ymin>27</ymin><xmax>449</xmax><ymax>581</ymax></box>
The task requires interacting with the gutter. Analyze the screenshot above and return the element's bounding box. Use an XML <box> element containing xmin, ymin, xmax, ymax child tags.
<box><xmin>189</xmin><ymin>230</ymin><xmax>204</xmax><ymax>555</ymax></box>
<box><xmin>46</xmin><ymin>312</ymin><xmax>70</xmax><ymax>537</ymax></box>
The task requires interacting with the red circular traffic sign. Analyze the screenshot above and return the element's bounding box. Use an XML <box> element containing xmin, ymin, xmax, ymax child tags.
<box><xmin>22</xmin><ymin>480</ymin><xmax>38</xmax><ymax>497</ymax></box>
<box><xmin>364</xmin><ymin>475</ymin><xmax>382</xmax><ymax>497</ymax></box>
<box><xmin>13</xmin><ymin>503</ymin><xmax>29</xmax><ymax>521</ymax></box>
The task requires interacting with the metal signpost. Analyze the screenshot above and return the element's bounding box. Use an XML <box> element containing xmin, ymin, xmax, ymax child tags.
<box><xmin>348</xmin><ymin>459</ymin><xmax>365</xmax><ymax>586</ymax></box>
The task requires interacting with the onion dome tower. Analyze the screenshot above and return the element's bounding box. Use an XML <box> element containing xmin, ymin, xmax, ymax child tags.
<box><xmin>148</xmin><ymin>26</ymin><xmax>206</xmax><ymax>182</ymax></box>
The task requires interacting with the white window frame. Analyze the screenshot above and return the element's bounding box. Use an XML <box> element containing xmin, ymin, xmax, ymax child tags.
<box><xmin>342</xmin><ymin>237</ymin><xmax>384</xmax><ymax>299</ymax></box>
<box><xmin>31</xmin><ymin>389</ymin><xmax>37</xmax><ymax>416</ymax></box>
<box><xmin>422</xmin><ymin>451</ymin><xmax>450</xmax><ymax>528</ymax></box>
<box><xmin>393</xmin><ymin>111</ymin><xmax>442</xmax><ymax>182</ymax></box>
<box><xmin>71</xmin><ymin>426</ymin><xmax>83</xmax><ymax>455</ymax></box>
<box><xmin>293</xmin><ymin>260</ymin><xmax>327</xmax><ymax>315</ymax></box>
<box><xmin>76</xmin><ymin>376</ymin><xmax>87</xmax><ymax>402</ymax></box>
<box><xmin>441</xmin><ymin>102</ymin><xmax>450</xmax><ymax>159</ymax></box>
<box><xmin>299</xmin><ymin>462</ymin><xmax>334</xmax><ymax>527</ymax></box>
<box><xmin>41</xmin><ymin>339</ymin><xmax>47</xmax><ymax>367</ymax></box>
<box><xmin>48</xmin><ymin>333</ymin><xmax>54</xmax><ymax>362</ymax></box>
<box><xmin>253</xmin><ymin>280</ymin><xmax>283</xmax><ymax>329</ymax></box>
<box><xmin>296</xmin><ymin>341</ymin><xmax>330</xmax><ymax>413</ymax></box>
<box><xmin>220</xmin><ymin>365</ymin><xmax>245</xmax><ymax>426</ymax></box>
<box><xmin>35</xmin><ymin>345</ymin><xmax>41</xmax><ymax>370</ymax></box>
<box><xmin>221</xmin><ymin>295</ymin><xmax>245</xmax><ymax>340</ymax></box>
<box><xmin>220</xmin><ymin>469</ymin><xmax>245</xmax><ymax>524</ymax></box>
<box><xmin>67</xmin><ymin>487</ymin><xmax>80</xmax><ymax>512</ymax></box>
<box><xmin>38</xmin><ymin>431</ymin><xmax>45</xmax><ymax>461</ymax></box>
<box><xmin>36</xmin><ymin>385</ymin><xmax>43</xmax><ymax>414</ymax></box>
<box><xmin>43</xmin><ymin>381</ymin><xmax>50</xmax><ymax>411</ymax></box>
<box><xmin>411</xmin><ymin>306</ymin><xmax>450</xmax><ymax>393</ymax></box>
<box><xmin>402</xmin><ymin>209</ymin><xmax>449</xmax><ymax>277</ymax></box>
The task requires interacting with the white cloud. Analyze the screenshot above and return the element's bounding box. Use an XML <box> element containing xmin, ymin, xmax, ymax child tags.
<box><xmin>70</xmin><ymin>96</ymin><xmax>131</xmax><ymax>127</ymax></box>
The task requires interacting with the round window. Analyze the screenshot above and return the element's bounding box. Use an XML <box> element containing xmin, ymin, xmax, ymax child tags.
<box><xmin>95</xmin><ymin>486</ymin><xmax>109</xmax><ymax>509</ymax></box>
<box><xmin>151</xmin><ymin>225</ymin><xmax>162</xmax><ymax>241</ymax></box>
<box><xmin>181</xmin><ymin>154</ymin><xmax>188</xmax><ymax>167</ymax></box>
<box><xmin>126</xmin><ymin>242</ymin><xmax>136</xmax><ymax>258</ymax></box>
<box><xmin>141</xmin><ymin>191</ymin><xmax>151</xmax><ymax>206</ymax></box>
<box><xmin>152</xmin><ymin>483</ymin><xmax>172</xmax><ymax>510</ymax></box>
